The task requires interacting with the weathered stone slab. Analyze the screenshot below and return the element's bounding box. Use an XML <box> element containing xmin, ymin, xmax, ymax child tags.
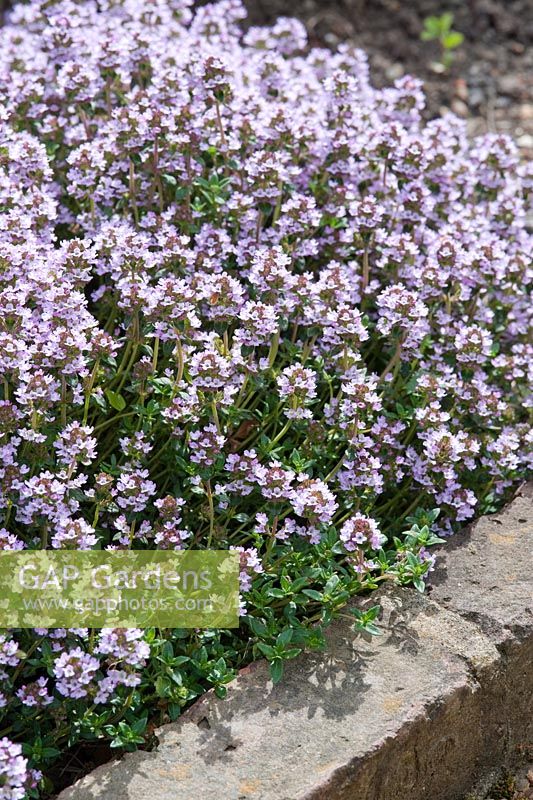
<box><xmin>429</xmin><ymin>482</ymin><xmax>533</xmax><ymax>643</ymax></box>
<box><xmin>58</xmin><ymin>486</ymin><xmax>533</xmax><ymax>800</ymax></box>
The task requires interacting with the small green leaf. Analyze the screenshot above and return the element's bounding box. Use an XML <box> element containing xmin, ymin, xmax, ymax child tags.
<box><xmin>302</xmin><ymin>589</ymin><xmax>323</xmax><ymax>601</ymax></box>
<box><xmin>323</xmin><ymin>574</ymin><xmax>340</xmax><ymax>595</ymax></box>
<box><xmin>131</xmin><ymin>717</ymin><xmax>147</xmax><ymax>735</ymax></box>
<box><xmin>440</xmin><ymin>12</ymin><xmax>454</xmax><ymax>32</ymax></box>
<box><xmin>276</xmin><ymin>628</ymin><xmax>293</xmax><ymax>647</ymax></box>
<box><xmin>270</xmin><ymin>658</ymin><xmax>283</xmax><ymax>684</ymax></box>
<box><xmin>155</xmin><ymin>675</ymin><xmax>171</xmax><ymax>698</ymax></box>
<box><xmin>105</xmin><ymin>389</ymin><xmax>126</xmax><ymax>411</ymax></box>
<box><xmin>421</xmin><ymin>15</ymin><xmax>441</xmax><ymax>38</ymax></box>
<box><xmin>290</xmin><ymin>577</ymin><xmax>309</xmax><ymax>592</ymax></box>
<box><xmin>365</xmin><ymin>605</ymin><xmax>381</xmax><ymax>621</ymax></box>
<box><xmin>442</xmin><ymin>31</ymin><xmax>464</xmax><ymax>49</ymax></box>
<box><xmin>362</xmin><ymin>623</ymin><xmax>382</xmax><ymax>636</ymax></box>
<box><xmin>41</xmin><ymin>746</ymin><xmax>61</xmax><ymax>759</ymax></box>
<box><xmin>266</xmin><ymin>587</ymin><xmax>285</xmax><ymax>599</ymax></box>
<box><xmin>248</xmin><ymin>617</ymin><xmax>267</xmax><ymax>637</ymax></box>
<box><xmin>282</xmin><ymin>647</ymin><xmax>302</xmax><ymax>660</ymax></box>
<box><xmin>257</xmin><ymin>642</ymin><xmax>276</xmax><ymax>659</ymax></box>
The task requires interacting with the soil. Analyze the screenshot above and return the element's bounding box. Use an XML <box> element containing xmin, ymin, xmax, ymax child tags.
<box><xmin>1</xmin><ymin>0</ymin><xmax>531</xmax><ymax>154</ymax></box>
<box><xmin>242</xmin><ymin>0</ymin><xmax>533</xmax><ymax>157</ymax></box>
<box><xmin>48</xmin><ymin>741</ymin><xmax>115</xmax><ymax>797</ymax></box>
<box><xmin>465</xmin><ymin>759</ymin><xmax>533</xmax><ymax>800</ymax></box>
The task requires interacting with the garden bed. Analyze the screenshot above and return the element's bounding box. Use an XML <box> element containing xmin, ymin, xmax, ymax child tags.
<box><xmin>0</xmin><ymin>1</ymin><xmax>531</xmax><ymax>798</ymax></box>
<box><xmin>57</xmin><ymin>484</ymin><xmax>533</xmax><ymax>800</ymax></box>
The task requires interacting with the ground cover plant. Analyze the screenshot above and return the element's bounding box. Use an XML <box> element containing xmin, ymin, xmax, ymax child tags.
<box><xmin>0</xmin><ymin>0</ymin><xmax>531</xmax><ymax>796</ymax></box>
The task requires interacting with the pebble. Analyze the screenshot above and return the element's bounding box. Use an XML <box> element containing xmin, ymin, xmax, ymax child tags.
<box><xmin>498</xmin><ymin>74</ymin><xmax>523</xmax><ymax>96</ymax></box>
<box><xmin>430</xmin><ymin>61</ymin><xmax>447</xmax><ymax>74</ymax></box>
<box><xmin>451</xmin><ymin>99</ymin><xmax>469</xmax><ymax>117</ymax></box>
<box><xmin>469</xmin><ymin>88</ymin><xmax>485</xmax><ymax>107</ymax></box>
<box><xmin>385</xmin><ymin>62</ymin><xmax>404</xmax><ymax>80</ymax></box>
<box><xmin>495</xmin><ymin>95</ymin><xmax>512</xmax><ymax>107</ymax></box>
<box><xmin>517</xmin><ymin>777</ymin><xmax>530</xmax><ymax>792</ymax></box>
<box><xmin>517</xmin><ymin>134</ymin><xmax>533</xmax><ymax>149</ymax></box>
<box><xmin>454</xmin><ymin>78</ymin><xmax>469</xmax><ymax>101</ymax></box>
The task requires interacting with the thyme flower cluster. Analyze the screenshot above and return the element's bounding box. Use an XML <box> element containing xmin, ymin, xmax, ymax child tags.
<box><xmin>0</xmin><ymin>0</ymin><xmax>531</xmax><ymax>794</ymax></box>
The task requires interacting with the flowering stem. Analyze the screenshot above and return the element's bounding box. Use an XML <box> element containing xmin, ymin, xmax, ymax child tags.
<box><xmin>152</xmin><ymin>337</ymin><xmax>160</xmax><ymax>371</ymax></box>
<box><xmin>40</xmin><ymin>524</ymin><xmax>48</xmax><ymax>549</ymax></box>
<box><xmin>380</xmin><ymin>338</ymin><xmax>403</xmax><ymax>381</ymax></box>
<box><xmin>268</xmin><ymin>419</ymin><xmax>291</xmax><ymax>449</ymax></box>
<box><xmin>362</xmin><ymin>243</ymin><xmax>370</xmax><ymax>292</ymax></box>
<box><xmin>211</xmin><ymin>399</ymin><xmax>222</xmax><ymax>434</ymax></box>
<box><xmin>215</xmin><ymin>100</ymin><xmax>229</xmax><ymax>175</ymax></box>
<box><xmin>206</xmin><ymin>480</ymin><xmax>215</xmax><ymax>547</ymax></box>
<box><xmin>61</xmin><ymin>376</ymin><xmax>68</xmax><ymax>426</ymax></box>
<box><xmin>268</xmin><ymin>332</ymin><xmax>280</xmax><ymax>368</ymax></box>
<box><xmin>272</xmin><ymin>181</ymin><xmax>284</xmax><ymax>224</ymax></box>
<box><xmin>93</xmin><ymin>411</ymin><xmax>137</xmax><ymax>434</ymax></box>
<box><xmin>374</xmin><ymin>479</ymin><xmax>413</xmax><ymax>516</ymax></box>
<box><xmin>174</xmin><ymin>337</ymin><xmax>184</xmax><ymax>386</ymax></box>
<box><xmin>83</xmin><ymin>359</ymin><xmax>99</xmax><ymax>425</ymax></box>
<box><xmin>399</xmin><ymin>491</ymin><xmax>425</xmax><ymax>522</ymax></box>
<box><xmin>129</xmin><ymin>160</ymin><xmax>140</xmax><ymax>226</ymax></box>
<box><xmin>324</xmin><ymin>453</ymin><xmax>346</xmax><ymax>482</ymax></box>
<box><xmin>115</xmin><ymin>344</ymin><xmax>138</xmax><ymax>394</ymax></box>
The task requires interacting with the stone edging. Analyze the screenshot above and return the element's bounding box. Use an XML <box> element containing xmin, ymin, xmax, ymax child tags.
<box><xmin>58</xmin><ymin>483</ymin><xmax>533</xmax><ymax>800</ymax></box>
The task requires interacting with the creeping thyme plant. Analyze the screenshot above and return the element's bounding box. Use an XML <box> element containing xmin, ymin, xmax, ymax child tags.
<box><xmin>0</xmin><ymin>0</ymin><xmax>531</xmax><ymax>795</ymax></box>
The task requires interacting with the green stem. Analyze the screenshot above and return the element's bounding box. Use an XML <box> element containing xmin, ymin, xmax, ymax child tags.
<box><xmin>152</xmin><ymin>337</ymin><xmax>160</xmax><ymax>371</ymax></box>
<box><xmin>211</xmin><ymin>399</ymin><xmax>222</xmax><ymax>434</ymax></box>
<box><xmin>83</xmin><ymin>359</ymin><xmax>100</xmax><ymax>425</ymax></box>
<box><xmin>268</xmin><ymin>418</ymin><xmax>291</xmax><ymax>449</ymax></box>
<box><xmin>268</xmin><ymin>332</ymin><xmax>280</xmax><ymax>369</ymax></box>
<box><xmin>206</xmin><ymin>480</ymin><xmax>215</xmax><ymax>548</ymax></box>
<box><xmin>93</xmin><ymin>411</ymin><xmax>137</xmax><ymax>434</ymax></box>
